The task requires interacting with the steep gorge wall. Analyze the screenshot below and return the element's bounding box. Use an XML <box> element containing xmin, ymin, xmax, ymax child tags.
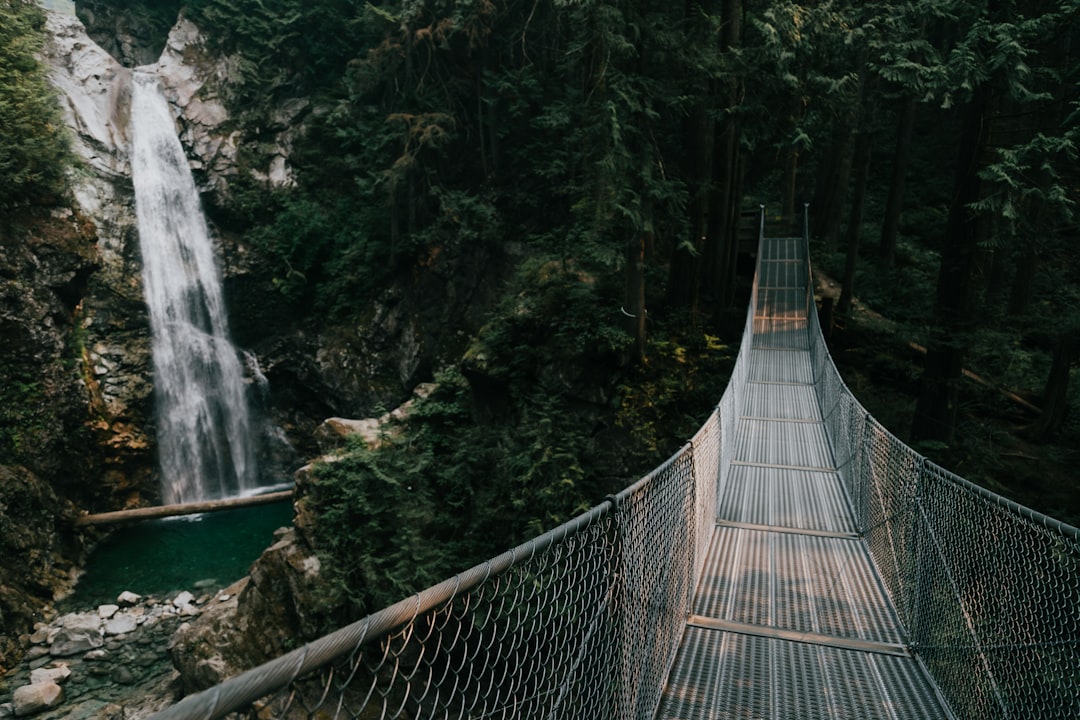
<box><xmin>0</xmin><ymin>0</ymin><xmax>455</xmax><ymax>671</ymax></box>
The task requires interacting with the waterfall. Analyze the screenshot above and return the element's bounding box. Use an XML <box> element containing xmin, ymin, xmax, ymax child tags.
<box><xmin>130</xmin><ymin>72</ymin><xmax>258</xmax><ymax>505</ymax></box>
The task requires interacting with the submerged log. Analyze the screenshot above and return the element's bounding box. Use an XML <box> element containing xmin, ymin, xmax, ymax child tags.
<box><xmin>75</xmin><ymin>490</ymin><xmax>294</xmax><ymax>527</ymax></box>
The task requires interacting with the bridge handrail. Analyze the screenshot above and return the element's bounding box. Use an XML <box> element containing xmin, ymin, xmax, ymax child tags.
<box><xmin>148</xmin><ymin>332</ymin><xmax>750</xmax><ymax>719</ymax></box>
<box><xmin>799</xmin><ymin>208</ymin><xmax>1080</xmax><ymax>719</ymax></box>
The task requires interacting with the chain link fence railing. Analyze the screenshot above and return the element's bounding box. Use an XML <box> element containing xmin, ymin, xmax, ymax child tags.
<box><xmin>802</xmin><ymin>211</ymin><xmax>1080</xmax><ymax>720</ymax></box>
<box><xmin>149</xmin><ymin>413</ymin><xmax>729</xmax><ymax>720</ymax></box>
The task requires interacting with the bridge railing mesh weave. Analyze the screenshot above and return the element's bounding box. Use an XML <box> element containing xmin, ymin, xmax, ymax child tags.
<box><xmin>799</xmin><ymin>211</ymin><xmax>1080</xmax><ymax>720</ymax></box>
<box><xmin>149</xmin><ymin>383</ymin><xmax>736</xmax><ymax>720</ymax></box>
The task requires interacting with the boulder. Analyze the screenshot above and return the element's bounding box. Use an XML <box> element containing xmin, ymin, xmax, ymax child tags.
<box><xmin>314</xmin><ymin>384</ymin><xmax>436</xmax><ymax>453</ymax></box>
<box><xmin>169</xmin><ymin>530</ymin><xmax>344</xmax><ymax>694</ymax></box>
<box><xmin>116</xmin><ymin>591</ymin><xmax>141</xmax><ymax>606</ymax></box>
<box><xmin>61</xmin><ymin>612</ymin><xmax>102</xmax><ymax>633</ymax></box>
<box><xmin>172</xmin><ymin>591</ymin><xmax>195</xmax><ymax>609</ymax></box>
<box><xmin>104</xmin><ymin>613</ymin><xmax>138</xmax><ymax>636</ymax></box>
<box><xmin>97</xmin><ymin>604</ymin><xmax>119</xmax><ymax>619</ymax></box>
<box><xmin>29</xmin><ymin>664</ymin><xmax>71</xmax><ymax>685</ymax></box>
<box><xmin>49</xmin><ymin>629</ymin><xmax>103</xmax><ymax>657</ymax></box>
<box><xmin>12</xmin><ymin>682</ymin><xmax>64</xmax><ymax>716</ymax></box>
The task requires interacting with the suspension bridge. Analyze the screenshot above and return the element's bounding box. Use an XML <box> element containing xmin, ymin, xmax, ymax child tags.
<box><xmin>151</xmin><ymin>208</ymin><xmax>1080</xmax><ymax>719</ymax></box>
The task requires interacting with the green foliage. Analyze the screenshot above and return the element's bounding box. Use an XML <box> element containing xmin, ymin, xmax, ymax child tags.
<box><xmin>305</xmin><ymin>255</ymin><xmax>732</xmax><ymax>613</ymax></box>
<box><xmin>0</xmin><ymin>0</ymin><xmax>73</xmax><ymax>209</ymax></box>
<box><xmin>194</xmin><ymin>0</ymin><xmax>1080</xmax><ymax>605</ymax></box>
<box><xmin>0</xmin><ymin>369</ymin><xmax>46</xmax><ymax>458</ymax></box>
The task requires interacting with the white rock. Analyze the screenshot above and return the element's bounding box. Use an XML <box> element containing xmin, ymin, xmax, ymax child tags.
<box><xmin>61</xmin><ymin>612</ymin><xmax>102</xmax><ymax>633</ymax></box>
<box><xmin>12</xmin><ymin>682</ymin><xmax>64</xmax><ymax>715</ymax></box>
<box><xmin>30</xmin><ymin>665</ymin><xmax>71</xmax><ymax>685</ymax></box>
<box><xmin>117</xmin><ymin>591</ymin><xmax>142</xmax><ymax>606</ymax></box>
<box><xmin>40</xmin><ymin>8</ymin><xmax>128</xmax><ymax>177</ymax></box>
<box><xmin>179</xmin><ymin>604</ymin><xmax>201</xmax><ymax>617</ymax></box>
<box><xmin>83</xmin><ymin>649</ymin><xmax>108</xmax><ymax>661</ymax></box>
<box><xmin>97</xmin><ymin>604</ymin><xmax>119</xmax><ymax>619</ymax></box>
<box><xmin>104</xmin><ymin>612</ymin><xmax>139</xmax><ymax>636</ymax></box>
<box><xmin>50</xmin><ymin>628</ymin><xmax>103</xmax><ymax>657</ymax></box>
<box><xmin>172</xmin><ymin>591</ymin><xmax>195</xmax><ymax>608</ymax></box>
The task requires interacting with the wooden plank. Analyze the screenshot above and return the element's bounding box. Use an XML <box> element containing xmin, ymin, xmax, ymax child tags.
<box><xmin>75</xmin><ymin>489</ymin><xmax>294</xmax><ymax>526</ymax></box>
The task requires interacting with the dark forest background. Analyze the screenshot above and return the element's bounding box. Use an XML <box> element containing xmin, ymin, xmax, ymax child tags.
<box><xmin>3</xmin><ymin>0</ymin><xmax>1078</xmax><ymax>616</ymax></box>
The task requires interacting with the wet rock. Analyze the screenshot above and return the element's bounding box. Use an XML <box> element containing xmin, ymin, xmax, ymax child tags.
<box><xmin>50</xmin><ymin>629</ymin><xmax>103</xmax><ymax>657</ymax></box>
<box><xmin>12</xmin><ymin>682</ymin><xmax>64</xmax><ymax>716</ymax></box>
<box><xmin>29</xmin><ymin>664</ymin><xmax>71</xmax><ymax>685</ymax></box>
<box><xmin>27</xmin><ymin>627</ymin><xmax>50</xmax><ymax>645</ymax></box>
<box><xmin>61</xmin><ymin>613</ymin><xmax>101</xmax><ymax>634</ymax></box>
<box><xmin>171</xmin><ymin>591</ymin><xmax>194</xmax><ymax>609</ymax></box>
<box><xmin>104</xmin><ymin>613</ymin><xmax>137</xmax><ymax>636</ymax></box>
<box><xmin>24</xmin><ymin>645</ymin><xmax>51</xmax><ymax>664</ymax></box>
<box><xmin>97</xmin><ymin>604</ymin><xmax>119</xmax><ymax>619</ymax></box>
<box><xmin>116</xmin><ymin>591</ymin><xmax>141</xmax><ymax>607</ymax></box>
<box><xmin>110</xmin><ymin>666</ymin><xmax>135</xmax><ymax>686</ymax></box>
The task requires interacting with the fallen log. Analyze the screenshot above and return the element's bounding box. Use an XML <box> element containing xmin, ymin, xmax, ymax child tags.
<box><xmin>75</xmin><ymin>489</ymin><xmax>294</xmax><ymax>527</ymax></box>
<box><xmin>907</xmin><ymin>342</ymin><xmax>1042</xmax><ymax>416</ymax></box>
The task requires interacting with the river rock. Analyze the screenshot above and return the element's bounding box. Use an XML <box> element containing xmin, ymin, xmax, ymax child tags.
<box><xmin>104</xmin><ymin>613</ymin><xmax>138</xmax><ymax>636</ymax></box>
<box><xmin>12</xmin><ymin>682</ymin><xmax>64</xmax><ymax>716</ymax></box>
<box><xmin>29</xmin><ymin>664</ymin><xmax>71</xmax><ymax>685</ymax></box>
<box><xmin>28</xmin><ymin>627</ymin><xmax>51</xmax><ymax>645</ymax></box>
<box><xmin>50</xmin><ymin>629</ymin><xmax>103</xmax><ymax>657</ymax></box>
<box><xmin>97</xmin><ymin>603</ymin><xmax>119</xmax><ymax>619</ymax></box>
<box><xmin>172</xmin><ymin>591</ymin><xmax>195</xmax><ymax>609</ymax></box>
<box><xmin>110</xmin><ymin>666</ymin><xmax>136</xmax><ymax>686</ymax></box>
<box><xmin>61</xmin><ymin>612</ymin><xmax>101</xmax><ymax>634</ymax></box>
<box><xmin>117</xmin><ymin>591</ymin><xmax>141</xmax><ymax>607</ymax></box>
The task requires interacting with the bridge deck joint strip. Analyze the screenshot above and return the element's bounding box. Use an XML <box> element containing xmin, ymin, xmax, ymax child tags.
<box><xmin>686</xmin><ymin>616</ymin><xmax>911</xmax><ymax>658</ymax></box>
<box><xmin>751</xmin><ymin>345</ymin><xmax>812</xmax><ymax>351</ymax></box>
<box><xmin>747</xmin><ymin>380</ymin><xmax>815</xmax><ymax>387</ymax></box>
<box><xmin>730</xmin><ymin>460</ymin><xmax>837</xmax><ymax>473</ymax></box>
<box><xmin>714</xmin><ymin>519</ymin><xmax>858</xmax><ymax>540</ymax></box>
<box><xmin>739</xmin><ymin>415</ymin><xmax>823</xmax><ymax>424</ymax></box>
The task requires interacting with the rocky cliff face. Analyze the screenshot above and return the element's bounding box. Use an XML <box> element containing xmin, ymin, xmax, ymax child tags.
<box><xmin>0</xmin><ymin>205</ymin><xmax>98</xmax><ymax>671</ymax></box>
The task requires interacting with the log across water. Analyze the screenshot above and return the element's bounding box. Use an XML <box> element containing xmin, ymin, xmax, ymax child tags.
<box><xmin>75</xmin><ymin>490</ymin><xmax>294</xmax><ymax>527</ymax></box>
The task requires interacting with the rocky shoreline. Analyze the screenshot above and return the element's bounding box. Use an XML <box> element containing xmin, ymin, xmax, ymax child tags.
<box><xmin>0</xmin><ymin>585</ymin><xmax>226</xmax><ymax>719</ymax></box>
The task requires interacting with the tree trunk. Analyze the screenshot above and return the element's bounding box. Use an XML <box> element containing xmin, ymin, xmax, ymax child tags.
<box><xmin>667</xmin><ymin>102</ymin><xmax>713</xmax><ymax>309</ymax></box>
<box><xmin>699</xmin><ymin>0</ymin><xmax>742</xmax><ymax>315</ymax></box>
<box><xmin>706</xmin><ymin>115</ymin><xmax>738</xmax><ymax>308</ymax></box>
<box><xmin>837</xmin><ymin>128</ymin><xmax>872</xmax><ymax>316</ymax></box>
<box><xmin>911</xmin><ymin>87</ymin><xmax>989</xmax><ymax>443</ymax></box>
<box><xmin>624</xmin><ymin>232</ymin><xmax>647</xmax><ymax>364</ymax></box>
<box><xmin>814</xmin><ymin>128</ymin><xmax>855</xmax><ymax>252</ymax></box>
<box><xmin>1031</xmin><ymin>331</ymin><xmax>1078</xmax><ymax>438</ymax></box>
<box><xmin>781</xmin><ymin>145</ymin><xmax>799</xmax><ymax>221</ymax></box>
<box><xmin>879</xmin><ymin>95</ymin><xmax>915</xmax><ymax>269</ymax></box>
<box><xmin>1007</xmin><ymin>246</ymin><xmax>1039</xmax><ymax>317</ymax></box>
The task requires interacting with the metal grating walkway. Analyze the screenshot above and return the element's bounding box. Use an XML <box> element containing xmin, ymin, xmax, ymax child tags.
<box><xmin>656</xmin><ymin>237</ymin><xmax>952</xmax><ymax>719</ymax></box>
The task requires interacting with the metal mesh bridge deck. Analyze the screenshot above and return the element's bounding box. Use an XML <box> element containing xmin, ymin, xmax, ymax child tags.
<box><xmin>656</xmin><ymin>236</ymin><xmax>949</xmax><ymax>719</ymax></box>
<box><xmin>146</xmin><ymin>211</ymin><xmax>1080</xmax><ymax>720</ymax></box>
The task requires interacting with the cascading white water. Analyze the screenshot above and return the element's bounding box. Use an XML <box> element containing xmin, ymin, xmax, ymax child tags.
<box><xmin>130</xmin><ymin>71</ymin><xmax>258</xmax><ymax>504</ymax></box>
